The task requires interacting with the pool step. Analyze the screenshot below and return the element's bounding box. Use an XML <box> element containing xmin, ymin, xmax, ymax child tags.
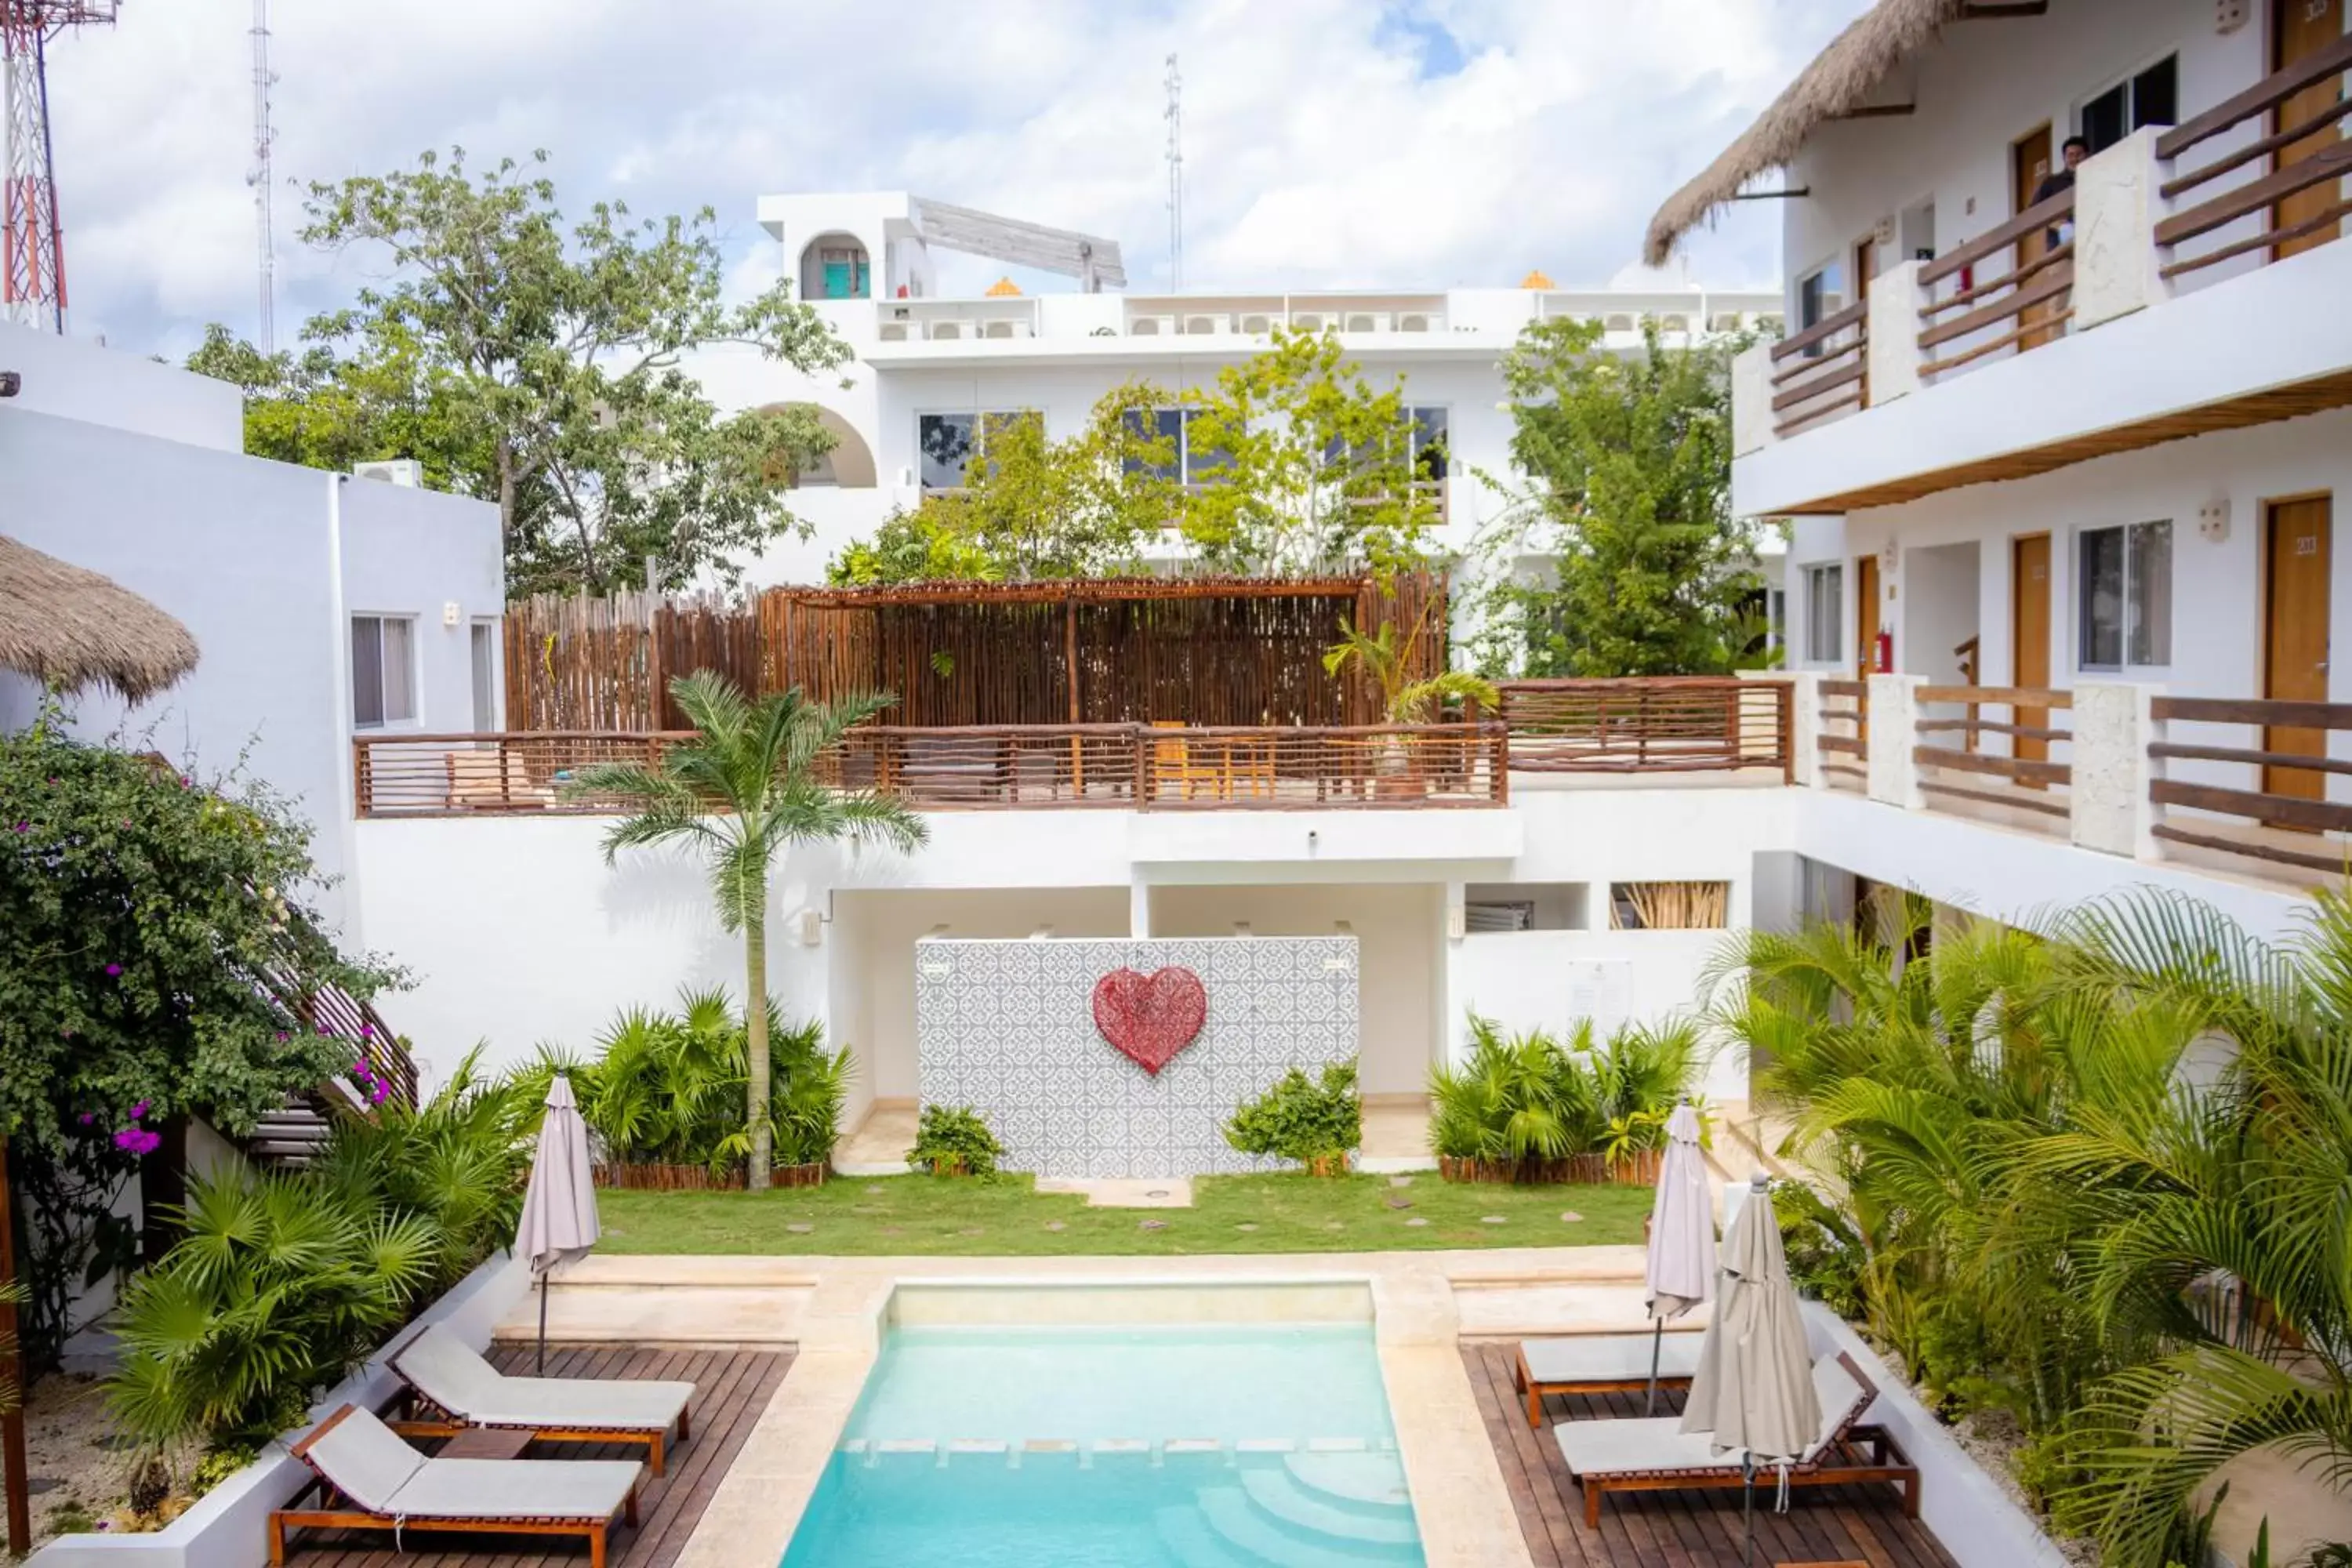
<box><xmin>1156</xmin><ymin>1506</ymin><xmax>1264</xmax><ymax>1568</ymax></box>
<box><xmin>1240</xmin><ymin>1468</ymin><xmax>1418</xmax><ymax>1546</ymax></box>
<box><xmin>1196</xmin><ymin>1485</ymin><xmax>1422</xmax><ymax>1567</ymax></box>
<box><xmin>1282</xmin><ymin>1451</ymin><xmax>1412</xmax><ymax>1510</ymax></box>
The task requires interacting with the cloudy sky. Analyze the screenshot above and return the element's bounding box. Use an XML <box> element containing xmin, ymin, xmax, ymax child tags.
<box><xmin>43</xmin><ymin>0</ymin><xmax>1867</xmax><ymax>361</ymax></box>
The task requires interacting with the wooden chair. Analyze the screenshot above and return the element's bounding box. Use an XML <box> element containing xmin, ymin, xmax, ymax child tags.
<box><xmin>1150</xmin><ymin>721</ymin><xmax>1225</xmax><ymax>802</ymax></box>
<box><xmin>390</xmin><ymin>1323</ymin><xmax>695</xmax><ymax>1477</ymax></box>
<box><xmin>443</xmin><ymin>748</ymin><xmax>551</xmax><ymax>811</ymax></box>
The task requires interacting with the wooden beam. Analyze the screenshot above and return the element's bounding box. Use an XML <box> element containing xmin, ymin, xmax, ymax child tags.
<box><xmin>1831</xmin><ymin>103</ymin><xmax>1918</xmax><ymax>121</ymax></box>
<box><xmin>1960</xmin><ymin>2</ymin><xmax>2048</xmax><ymax>16</ymax></box>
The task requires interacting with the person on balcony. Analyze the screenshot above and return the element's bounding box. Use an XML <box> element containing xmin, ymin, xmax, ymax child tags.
<box><xmin>2033</xmin><ymin>136</ymin><xmax>2089</xmax><ymax>249</ymax></box>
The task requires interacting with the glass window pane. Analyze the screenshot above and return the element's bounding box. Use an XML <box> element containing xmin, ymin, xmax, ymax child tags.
<box><xmin>2079</xmin><ymin>527</ymin><xmax>2125</xmax><ymax>667</ymax></box>
<box><xmin>2082</xmin><ymin>82</ymin><xmax>2128</xmax><ymax>154</ymax></box>
<box><xmin>1806</xmin><ymin>566</ymin><xmax>1842</xmax><ymax>663</ymax></box>
<box><xmin>2129</xmin><ymin>520</ymin><xmax>2172</xmax><ymax>666</ymax></box>
<box><xmin>1412</xmin><ymin>407</ymin><xmax>1450</xmax><ymax>481</ymax></box>
<box><xmin>2132</xmin><ymin>56</ymin><xmax>2178</xmax><ymax>131</ymax></box>
<box><xmin>471</xmin><ymin>622</ymin><xmax>496</xmax><ymax>732</ymax></box>
<box><xmin>381</xmin><ymin>617</ymin><xmax>416</xmax><ymax>723</ymax></box>
<box><xmin>1179</xmin><ymin>409</ymin><xmax>1229</xmax><ymax>485</ymax></box>
<box><xmin>350</xmin><ymin>616</ymin><xmax>383</xmax><ymax>729</ymax></box>
<box><xmin>918</xmin><ymin>412</ymin><xmax>976</xmax><ymax>489</ymax></box>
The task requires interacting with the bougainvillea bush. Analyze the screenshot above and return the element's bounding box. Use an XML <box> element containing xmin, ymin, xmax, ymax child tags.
<box><xmin>0</xmin><ymin>709</ymin><xmax>401</xmax><ymax>1362</ymax></box>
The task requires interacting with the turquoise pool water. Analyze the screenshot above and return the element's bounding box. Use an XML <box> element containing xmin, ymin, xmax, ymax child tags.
<box><xmin>780</xmin><ymin>1320</ymin><xmax>1427</xmax><ymax>1567</ymax></box>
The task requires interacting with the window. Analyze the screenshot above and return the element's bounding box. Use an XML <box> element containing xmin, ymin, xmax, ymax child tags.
<box><xmin>2078</xmin><ymin>520</ymin><xmax>2173</xmax><ymax>669</ymax></box>
<box><xmin>1407</xmin><ymin>406</ymin><xmax>1450</xmax><ymax>482</ymax></box>
<box><xmin>817</xmin><ymin>245</ymin><xmax>869</xmax><ymax>299</ymax></box>
<box><xmin>350</xmin><ymin>615</ymin><xmax>416</xmax><ymax>729</ymax></box>
<box><xmin>1802</xmin><ymin>564</ymin><xmax>1844</xmax><ymax>664</ymax></box>
<box><xmin>470</xmin><ymin>620</ymin><xmax>499</xmax><ymax>733</ymax></box>
<box><xmin>1123</xmin><ymin>407</ymin><xmax>1228</xmax><ymax>485</ymax></box>
<box><xmin>917</xmin><ymin>410</ymin><xmax>1032</xmax><ymax>490</ymax></box>
<box><xmin>1796</xmin><ymin>261</ymin><xmax>1844</xmax><ymax>331</ymax></box>
<box><xmin>1609</xmin><ymin>881</ymin><xmax>1730</xmax><ymax>931</ymax></box>
<box><xmin>2082</xmin><ymin>55</ymin><xmax>2178</xmax><ymax>154</ymax></box>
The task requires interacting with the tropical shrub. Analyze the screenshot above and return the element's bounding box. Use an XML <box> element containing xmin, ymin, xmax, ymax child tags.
<box><xmin>1225</xmin><ymin>1062</ymin><xmax>1361</xmax><ymax>1168</ymax></box>
<box><xmin>0</xmin><ymin>713</ymin><xmax>401</xmax><ymax>1364</ymax></box>
<box><xmin>1428</xmin><ymin>1014</ymin><xmax>1704</xmax><ymax>1174</ymax></box>
<box><xmin>907</xmin><ymin>1105</ymin><xmax>1004</xmax><ymax>1176</ymax></box>
<box><xmin>1715</xmin><ymin>888</ymin><xmax>2352</xmax><ymax>1567</ymax></box>
<box><xmin>517</xmin><ymin>989</ymin><xmax>850</xmax><ymax>1176</ymax></box>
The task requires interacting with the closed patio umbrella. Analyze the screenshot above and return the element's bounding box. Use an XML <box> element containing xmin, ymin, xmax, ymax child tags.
<box><xmin>517</xmin><ymin>1075</ymin><xmax>600</xmax><ymax>1374</ymax></box>
<box><xmin>1681</xmin><ymin>1172</ymin><xmax>1820</xmax><ymax>1568</ymax></box>
<box><xmin>1642</xmin><ymin>1102</ymin><xmax>1714</xmax><ymax>1413</ymax></box>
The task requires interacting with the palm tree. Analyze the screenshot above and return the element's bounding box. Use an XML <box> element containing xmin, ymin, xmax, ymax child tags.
<box><xmin>568</xmin><ymin>671</ymin><xmax>927</xmax><ymax>1188</ymax></box>
<box><xmin>1322</xmin><ymin>603</ymin><xmax>1500</xmax><ymax>723</ymax></box>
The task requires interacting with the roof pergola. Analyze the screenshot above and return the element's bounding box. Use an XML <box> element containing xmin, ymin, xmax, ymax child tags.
<box><xmin>0</xmin><ymin>535</ymin><xmax>199</xmax><ymax>702</ymax></box>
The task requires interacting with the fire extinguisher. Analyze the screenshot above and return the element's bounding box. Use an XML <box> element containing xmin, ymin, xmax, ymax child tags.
<box><xmin>1875</xmin><ymin>630</ymin><xmax>1894</xmax><ymax>673</ymax></box>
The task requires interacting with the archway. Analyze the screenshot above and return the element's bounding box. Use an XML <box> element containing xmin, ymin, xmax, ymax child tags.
<box><xmin>797</xmin><ymin>232</ymin><xmax>870</xmax><ymax>300</ymax></box>
<box><xmin>760</xmin><ymin>402</ymin><xmax>876</xmax><ymax>488</ymax></box>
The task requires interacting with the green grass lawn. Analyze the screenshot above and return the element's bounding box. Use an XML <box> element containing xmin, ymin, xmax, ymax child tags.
<box><xmin>595</xmin><ymin>1171</ymin><xmax>1650</xmax><ymax>1256</ymax></box>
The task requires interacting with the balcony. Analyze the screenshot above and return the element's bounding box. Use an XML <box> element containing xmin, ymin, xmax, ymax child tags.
<box><xmin>1733</xmin><ymin>34</ymin><xmax>2352</xmax><ymax>517</ymax></box>
<box><xmin>1806</xmin><ymin>673</ymin><xmax>2352</xmax><ymax>893</ymax></box>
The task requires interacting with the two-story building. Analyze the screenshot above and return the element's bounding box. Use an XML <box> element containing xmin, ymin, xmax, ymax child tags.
<box><xmin>1652</xmin><ymin>0</ymin><xmax>2352</xmax><ymax>906</ymax></box>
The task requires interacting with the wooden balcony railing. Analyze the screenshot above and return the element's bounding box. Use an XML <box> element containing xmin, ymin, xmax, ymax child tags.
<box><xmin>1769</xmin><ymin>301</ymin><xmax>1867</xmax><ymax>437</ymax></box>
<box><xmin>1818</xmin><ymin>679</ymin><xmax>1867</xmax><ymax>792</ymax></box>
<box><xmin>352</xmin><ymin>724</ymin><xmax>1511</xmax><ymax>816</ymax></box>
<box><xmin>1918</xmin><ymin>187</ymin><xmax>2074</xmax><ymax>383</ymax></box>
<box><xmin>2158</xmin><ymin>30</ymin><xmax>2352</xmax><ymax>280</ymax></box>
<box><xmin>2148</xmin><ymin>695</ymin><xmax>2352</xmax><ymax>873</ymax></box>
<box><xmin>1498</xmin><ymin>678</ymin><xmax>1792</xmax><ymax>781</ymax></box>
<box><xmin>1914</xmin><ymin>686</ymin><xmax>2071</xmax><ymax>827</ymax></box>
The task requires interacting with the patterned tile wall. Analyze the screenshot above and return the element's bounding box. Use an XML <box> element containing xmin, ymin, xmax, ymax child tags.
<box><xmin>913</xmin><ymin>936</ymin><xmax>1360</xmax><ymax>1178</ymax></box>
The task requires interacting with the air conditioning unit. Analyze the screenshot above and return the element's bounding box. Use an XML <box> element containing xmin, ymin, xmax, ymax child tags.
<box><xmin>982</xmin><ymin>320</ymin><xmax>1014</xmax><ymax>339</ymax></box>
<box><xmin>1240</xmin><ymin>313</ymin><xmax>1274</xmax><ymax>335</ymax></box>
<box><xmin>1291</xmin><ymin>312</ymin><xmax>1328</xmax><ymax>332</ymax></box>
<box><xmin>353</xmin><ymin>459</ymin><xmax>423</xmax><ymax>487</ymax></box>
<box><xmin>1183</xmin><ymin>314</ymin><xmax>1226</xmax><ymax>336</ymax></box>
<box><xmin>878</xmin><ymin>322</ymin><xmax>910</xmax><ymax>341</ymax></box>
<box><xmin>1344</xmin><ymin>312</ymin><xmax>1383</xmax><ymax>333</ymax></box>
<box><xmin>930</xmin><ymin>321</ymin><xmax>964</xmax><ymax>340</ymax></box>
<box><xmin>1397</xmin><ymin>313</ymin><xmax>1433</xmax><ymax>333</ymax></box>
<box><xmin>1128</xmin><ymin>315</ymin><xmax>1171</xmax><ymax>336</ymax></box>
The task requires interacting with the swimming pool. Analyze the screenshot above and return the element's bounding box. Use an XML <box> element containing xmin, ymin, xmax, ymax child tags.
<box><xmin>780</xmin><ymin>1287</ymin><xmax>1427</xmax><ymax>1567</ymax></box>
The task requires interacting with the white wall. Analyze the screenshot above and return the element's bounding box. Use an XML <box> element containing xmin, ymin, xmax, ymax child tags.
<box><xmin>1148</xmin><ymin>883</ymin><xmax>1441</xmax><ymax>1095</ymax></box>
<box><xmin>340</xmin><ymin>477</ymin><xmax>507</xmax><ymax>736</ymax></box>
<box><xmin>0</xmin><ymin>324</ymin><xmax>243</xmax><ymax>450</ymax></box>
<box><xmin>1453</xmin><ymin>928</ymin><xmax>1741</xmax><ymax>1099</ymax></box>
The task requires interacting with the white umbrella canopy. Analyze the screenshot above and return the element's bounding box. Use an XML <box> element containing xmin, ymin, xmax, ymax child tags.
<box><xmin>1682</xmin><ymin>1173</ymin><xmax>1820</xmax><ymax>1461</ymax></box>
<box><xmin>517</xmin><ymin>1075</ymin><xmax>600</xmax><ymax>1371</ymax></box>
<box><xmin>1642</xmin><ymin>1102</ymin><xmax>1715</xmax><ymax>1412</ymax></box>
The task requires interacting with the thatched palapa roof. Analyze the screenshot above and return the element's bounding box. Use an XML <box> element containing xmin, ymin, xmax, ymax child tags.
<box><xmin>0</xmin><ymin>535</ymin><xmax>200</xmax><ymax>702</ymax></box>
<box><xmin>1644</xmin><ymin>0</ymin><xmax>1970</xmax><ymax>266</ymax></box>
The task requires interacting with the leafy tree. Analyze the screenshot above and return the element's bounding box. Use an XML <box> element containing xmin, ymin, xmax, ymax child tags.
<box><xmin>1322</xmin><ymin>597</ymin><xmax>1498</xmax><ymax>722</ymax></box>
<box><xmin>190</xmin><ymin>147</ymin><xmax>851</xmax><ymax>597</ymax></box>
<box><xmin>826</xmin><ymin>383</ymin><xmax>1183</xmax><ymax>585</ymax></box>
<box><xmin>1183</xmin><ymin>327</ymin><xmax>1440</xmax><ymax>579</ymax></box>
<box><xmin>1471</xmin><ymin>318</ymin><xmax>1759</xmax><ymax>676</ymax></box>
<box><xmin>1</xmin><ymin>710</ymin><xmax>400</xmax><ymax>1365</ymax></box>
<box><xmin>567</xmin><ymin>673</ymin><xmax>925</xmax><ymax>1186</ymax></box>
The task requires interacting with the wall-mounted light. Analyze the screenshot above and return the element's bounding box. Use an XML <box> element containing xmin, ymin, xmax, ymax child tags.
<box><xmin>0</xmin><ymin>371</ymin><xmax>20</xmax><ymax>398</ymax></box>
<box><xmin>795</xmin><ymin>908</ymin><xmax>825</xmax><ymax>946</ymax></box>
<box><xmin>2198</xmin><ymin>497</ymin><xmax>2232</xmax><ymax>544</ymax></box>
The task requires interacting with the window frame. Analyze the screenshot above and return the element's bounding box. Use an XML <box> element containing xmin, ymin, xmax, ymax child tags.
<box><xmin>2078</xmin><ymin>49</ymin><xmax>2180</xmax><ymax>155</ymax></box>
<box><xmin>350</xmin><ymin>612</ymin><xmax>419</xmax><ymax>731</ymax></box>
<box><xmin>1802</xmin><ymin>563</ymin><xmax>1845</xmax><ymax>666</ymax></box>
<box><xmin>2074</xmin><ymin>519</ymin><xmax>2174</xmax><ymax>673</ymax></box>
<box><xmin>469</xmin><ymin>617</ymin><xmax>501</xmax><ymax>734</ymax></box>
<box><xmin>915</xmin><ymin>408</ymin><xmax>1034</xmax><ymax>492</ymax></box>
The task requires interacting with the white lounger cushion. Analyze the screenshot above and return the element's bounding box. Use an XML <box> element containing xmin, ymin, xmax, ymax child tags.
<box><xmin>396</xmin><ymin>1323</ymin><xmax>693</xmax><ymax>1432</ymax></box>
<box><xmin>1522</xmin><ymin>1333</ymin><xmax>1703</xmax><ymax>1385</ymax></box>
<box><xmin>1554</xmin><ymin>1352</ymin><xmax>1874</xmax><ymax>1477</ymax></box>
<box><xmin>303</xmin><ymin>1407</ymin><xmax>639</xmax><ymax>1522</ymax></box>
<box><xmin>390</xmin><ymin>1457</ymin><xmax>644</xmax><ymax>1521</ymax></box>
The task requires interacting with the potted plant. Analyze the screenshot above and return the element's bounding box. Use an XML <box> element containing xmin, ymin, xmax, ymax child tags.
<box><xmin>908</xmin><ymin>1104</ymin><xmax>1004</xmax><ymax>1177</ymax></box>
<box><xmin>1225</xmin><ymin>1062</ymin><xmax>1362</xmax><ymax>1175</ymax></box>
<box><xmin>1428</xmin><ymin>1015</ymin><xmax>1701</xmax><ymax>1184</ymax></box>
<box><xmin>1321</xmin><ymin>602</ymin><xmax>1499</xmax><ymax>800</ymax></box>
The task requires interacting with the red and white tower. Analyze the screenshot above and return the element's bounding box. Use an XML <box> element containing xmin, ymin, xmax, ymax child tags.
<box><xmin>2</xmin><ymin>2</ymin><xmax>115</xmax><ymax>334</ymax></box>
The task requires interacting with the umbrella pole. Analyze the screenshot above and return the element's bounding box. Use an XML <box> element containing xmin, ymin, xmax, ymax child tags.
<box><xmin>536</xmin><ymin>1268</ymin><xmax>549</xmax><ymax>1376</ymax></box>
<box><xmin>1741</xmin><ymin>1456</ymin><xmax>1756</xmax><ymax>1568</ymax></box>
<box><xmin>1645</xmin><ymin>1317</ymin><xmax>1664</xmax><ymax>1414</ymax></box>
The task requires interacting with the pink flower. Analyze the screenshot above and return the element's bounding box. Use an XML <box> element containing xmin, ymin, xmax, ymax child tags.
<box><xmin>10</xmin><ymin>821</ymin><xmax>26</xmax><ymax>833</ymax></box>
<box><xmin>78</xmin><ymin>1112</ymin><xmax>95</xmax><ymax>1125</ymax></box>
<box><xmin>130</xmin><ymin>1100</ymin><xmax>149</xmax><ymax>1120</ymax></box>
<box><xmin>177</xmin><ymin>776</ymin><xmax>191</xmax><ymax>788</ymax></box>
<box><xmin>359</xmin><ymin>1023</ymin><xmax>374</xmax><ymax>1039</ymax></box>
<box><xmin>104</xmin><ymin>963</ymin><xmax>122</xmax><ymax>977</ymax></box>
<box><xmin>275</xmin><ymin>1031</ymin><xmax>289</xmax><ymax>1042</ymax></box>
<box><xmin>113</xmin><ymin>1127</ymin><xmax>161</xmax><ymax>1156</ymax></box>
<box><xmin>368</xmin><ymin>1084</ymin><xmax>390</xmax><ymax>1105</ymax></box>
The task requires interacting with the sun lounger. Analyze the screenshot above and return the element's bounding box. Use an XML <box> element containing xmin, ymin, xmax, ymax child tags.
<box><xmin>270</xmin><ymin>1404</ymin><xmax>641</xmax><ymax>1568</ymax></box>
<box><xmin>1552</xmin><ymin>1351</ymin><xmax>1919</xmax><ymax>1526</ymax></box>
<box><xmin>1512</xmin><ymin>1332</ymin><xmax>1706</xmax><ymax>1426</ymax></box>
<box><xmin>390</xmin><ymin>1323</ymin><xmax>696</xmax><ymax>1475</ymax></box>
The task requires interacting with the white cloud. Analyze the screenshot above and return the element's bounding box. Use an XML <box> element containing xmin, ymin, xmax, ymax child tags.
<box><xmin>37</xmin><ymin>0</ymin><xmax>1866</xmax><ymax>357</ymax></box>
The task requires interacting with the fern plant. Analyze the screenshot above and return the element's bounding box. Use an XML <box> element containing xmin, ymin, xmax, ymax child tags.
<box><xmin>1225</xmin><ymin>1062</ymin><xmax>1361</xmax><ymax>1168</ymax></box>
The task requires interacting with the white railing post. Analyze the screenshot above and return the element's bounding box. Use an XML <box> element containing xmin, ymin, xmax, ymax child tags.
<box><xmin>1731</xmin><ymin>342</ymin><xmax>1777</xmax><ymax>459</ymax></box>
<box><xmin>2070</xmin><ymin>681</ymin><xmax>2162</xmax><ymax>860</ymax></box>
<box><xmin>1786</xmin><ymin>670</ymin><xmax>1824</xmax><ymax>787</ymax></box>
<box><xmin>2074</xmin><ymin>125</ymin><xmax>2171</xmax><ymax>332</ymax></box>
<box><xmin>1867</xmin><ymin>673</ymin><xmax>1927</xmax><ymax>810</ymax></box>
<box><xmin>1865</xmin><ymin>260</ymin><xmax>1926</xmax><ymax>407</ymax></box>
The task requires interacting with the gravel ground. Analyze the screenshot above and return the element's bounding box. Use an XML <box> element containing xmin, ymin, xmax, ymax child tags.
<box><xmin>20</xmin><ymin>1372</ymin><xmax>194</xmax><ymax>1544</ymax></box>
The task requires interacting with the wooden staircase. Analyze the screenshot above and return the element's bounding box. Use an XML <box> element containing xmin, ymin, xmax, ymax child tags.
<box><xmin>240</xmin><ymin>978</ymin><xmax>416</xmax><ymax>1170</ymax></box>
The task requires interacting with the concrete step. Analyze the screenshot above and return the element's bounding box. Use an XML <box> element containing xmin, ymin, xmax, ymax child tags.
<box><xmin>1240</xmin><ymin>1468</ymin><xmax>1418</xmax><ymax>1546</ymax></box>
<box><xmin>1156</xmin><ymin>1505</ymin><xmax>1262</xmax><ymax>1568</ymax></box>
<box><xmin>1281</xmin><ymin>1451</ymin><xmax>1412</xmax><ymax>1511</ymax></box>
<box><xmin>1196</xmin><ymin>1485</ymin><xmax>1417</xmax><ymax>1567</ymax></box>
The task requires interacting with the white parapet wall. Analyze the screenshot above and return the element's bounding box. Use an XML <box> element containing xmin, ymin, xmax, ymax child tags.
<box><xmin>29</xmin><ymin>1251</ymin><xmax>530</xmax><ymax>1568</ymax></box>
<box><xmin>1802</xmin><ymin>1303</ymin><xmax>2071</xmax><ymax>1568</ymax></box>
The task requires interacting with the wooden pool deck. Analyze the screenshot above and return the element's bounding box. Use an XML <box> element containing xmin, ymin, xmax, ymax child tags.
<box><xmin>1463</xmin><ymin>1341</ymin><xmax>1960</xmax><ymax>1568</ymax></box>
<box><xmin>281</xmin><ymin>1345</ymin><xmax>791</xmax><ymax>1568</ymax></box>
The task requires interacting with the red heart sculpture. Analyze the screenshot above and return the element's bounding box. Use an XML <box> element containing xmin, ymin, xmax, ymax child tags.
<box><xmin>1091</xmin><ymin>967</ymin><xmax>1207</xmax><ymax>1076</ymax></box>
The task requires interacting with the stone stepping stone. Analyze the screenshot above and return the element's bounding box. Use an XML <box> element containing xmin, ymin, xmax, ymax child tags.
<box><xmin>959</xmin><ymin>1227</ymin><xmax>985</xmax><ymax>1236</ymax></box>
<box><xmin>1044</xmin><ymin>1220</ymin><xmax>1066</xmax><ymax>1232</ymax></box>
<box><xmin>1139</xmin><ymin>1218</ymin><xmax>1167</xmax><ymax>1231</ymax></box>
<box><xmin>1479</xmin><ymin>1215</ymin><xmax>1508</xmax><ymax>1225</ymax></box>
<box><xmin>786</xmin><ymin>1222</ymin><xmax>814</xmax><ymax>1234</ymax></box>
<box><xmin>1403</xmin><ymin>1217</ymin><xmax>1430</xmax><ymax>1227</ymax></box>
<box><xmin>1385</xmin><ymin>1198</ymin><xmax>1412</xmax><ymax>1210</ymax></box>
<box><xmin>1236</xmin><ymin>1222</ymin><xmax>1260</xmax><ymax>1232</ymax></box>
<box><xmin>1560</xmin><ymin>1210</ymin><xmax>1584</xmax><ymax>1224</ymax></box>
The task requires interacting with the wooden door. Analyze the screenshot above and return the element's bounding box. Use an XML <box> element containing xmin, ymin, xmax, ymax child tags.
<box><xmin>2274</xmin><ymin>0</ymin><xmax>2346</xmax><ymax>260</ymax></box>
<box><xmin>1856</xmin><ymin>554</ymin><xmax>1882</xmax><ymax>674</ymax></box>
<box><xmin>1852</xmin><ymin>236</ymin><xmax>1876</xmax><ymax>307</ymax></box>
<box><xmin>2263</xmin><ymin>497</ymin><xmax>2333</xmax><ymax>804</ymax></box>
<box><xmin>2013</xmin><ymin>535</ymin><xmax>2053</xmax><ymax>767</ymax></box>
<box><xmin>2013</xmin><ymin>124</ymin><xmax>2059</xmax><ymax>350</ymax></box>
